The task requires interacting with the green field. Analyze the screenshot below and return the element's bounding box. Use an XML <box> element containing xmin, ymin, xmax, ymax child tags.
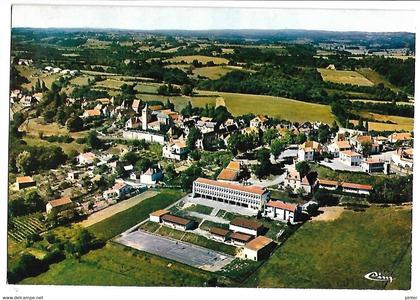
<box><xmin>318</xmin><ymin>68</ymin><xmax>374</xmax><ymax>86</ymax></box>
<box><xmin>355</xmin><ymin>112</ymin><xmax>414</xmax><ymax>132</ymax></box>
<box><xmin>21</xmin><ymin>243</ymin><xmax>215</xmax><ymax>286</ymax></box>
<box><xmin>356</xmin><ymin>68</ymin><xmax>398</xmax><ymax>90</ymax></box>
<box><xmin>192</xmin><ymin>66</ymin><xmax>245</xmax><ymax>80</ymax></box>
<box><xmin>245</xmin><ymin>206</ymin><xmax>412</xmax><ymax>289</ymax></box>
<box><xmin>197</xmin><ymin>91</ymin><xmax>335</xmax><ymax>124</ymax></box>
<box><xmin>87</xmin><ymin>189</ymin><xmax>184</xmax><ymax>241</ymax></box>
<box><xmin>136</xmin><ymin>93</ymin><xmax>219</xmax><ymax>112</ymax></box>
<box><xmin>17</xmin><ymin>65</ymin><xmax>61</xmax><ymax>90</ymax></box>
<box><xmin>184</xmin><ymin>204</ymin><xmax>214</xmax><ymax>215</ymax></box>
<box><xmin>165</xmin><ymin>55</ymin><xmax>229</xmax><ymax>65</ymax></box>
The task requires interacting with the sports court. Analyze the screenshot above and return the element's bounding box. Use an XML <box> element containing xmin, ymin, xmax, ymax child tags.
<box><xmin>116</xmin><ymin>230</ymin><xmax>234</xmax><ymax>272</ymax></box>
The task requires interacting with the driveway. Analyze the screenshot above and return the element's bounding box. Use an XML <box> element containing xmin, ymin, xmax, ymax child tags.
<box><xmin>319</xmin><ymin>158</ymin><xmax>363</xmax><ymax>172</ymax></box>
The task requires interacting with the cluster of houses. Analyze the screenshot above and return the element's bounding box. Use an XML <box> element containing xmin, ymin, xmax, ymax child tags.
<box><xmin>10</xmin><ymin>89</ymin><xmax>41</xmax><ymax>107</ymax></box>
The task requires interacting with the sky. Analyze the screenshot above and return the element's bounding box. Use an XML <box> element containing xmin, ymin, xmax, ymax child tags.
<box><xmin>11</xmin><ymin>4</ymin><xmax>416</xmax><ymax>32</ymax></box>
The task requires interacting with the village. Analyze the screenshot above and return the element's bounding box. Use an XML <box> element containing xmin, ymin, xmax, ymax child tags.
<box><xmin>9</xmin><ymin>81</ymin><xmax>414</xmax><ymax>265</ymax></box>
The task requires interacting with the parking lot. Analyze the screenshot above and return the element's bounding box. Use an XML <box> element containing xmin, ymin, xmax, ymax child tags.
<box><xmin>116</xmin><ymin>230</ymin><xmax>234</xmax><ymax>272</ymax></box>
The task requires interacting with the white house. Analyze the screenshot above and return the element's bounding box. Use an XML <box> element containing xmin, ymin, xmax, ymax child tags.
<box><xmin>77</xmin><ymin>152</ymin><xmax>96</xmax><ymax>165</ymax></box>
<box><xmin>339</xmin><ymin>150</ymin><xmax>362</xmax><ymax>166</ymax></box>
<box><xmin>229</xmin><ymin>218</ymin><xmax>264</xmax><ymax>236</ymax></box>
<box><xmin>392</xmin><ymin>147</ymin><xmax>413</xmax><ymax>169</ymax></box>
<box><xmin>328</xmin><ymin>140</ymin><xmax>351</xmax><ymax>157</ymax></box>
<box><xmin>297</xmin><ymin>141</ymin><xmax>322</xmax><ymax>161</ymax></box>
<box><xmin>264</xmin><ymin>201</ymin><xmax>301</xmax><ymax>223</ymax></box>
<box><xmin>162</xmin><ymin>140</ymin><xmax>189</xmax><ymax>160</ymax></box>
<box><xmin>46</xmin><ymin>196</ymin><xmax>73</xmax><ymax>214</ymax></box>
<box><xmin>283</xmin><ymin>168</ymin><xmax>315</xmax><ymax>195</ymax></box>
<box><xmin>341</xmin><ymin>182</ymin><xmax>373</xmax><ymax>195</ymax></box>
<box><xmin>243</xmin><ymin>236</ymin><xmax>275</xmax><ymax>261</ymax></box>
<box><xmin>161</xmin><ymin>214</ymin><xmax>195</xmax><ymax>231</ymax></box>
<box><xmin>103</xmin><ymin>182</ymin><xmax>131</xmax><ymax>199</ymax></box>
<box><xmin>140</xmin><ymin>166</ymin><xmax>163</xmax><ymax>185</ymax></box>
<box><xmin>209</xmin><ymin>227</ymin><xmax>231</xmax><ymax>242</ymax></box>
<box><xmin>361</xmin><ymin>158</ymin><xmax>386</xmax><ymax>173</ymax></box>
<box><xmin>250</xmin><ymin>115</ymin><xmax>268</xmax><ymax>129</ymax></box>
<box><xmin>149</xmin><ymin>209</ymin><xmax>170</xmax><ymax>223</ymax></box>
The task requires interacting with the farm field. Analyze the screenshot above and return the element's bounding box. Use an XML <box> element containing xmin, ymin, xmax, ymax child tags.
<box><xmin>356</xmin><ymin>68</ymin><xmax>398</xmax><ymax>90</ymax></box>
<box><xmin>350</xmin><ymin>99</ymin><xmax>413</xmax><ymax>106</ymax></box>
<box><xmin>353</xmin><ymin>112</ymin><xmax>414</xmax><ymax>132</ymax></box>
<box><xmin>22</xmin><ymin>136</ymin><xmax>86</xmax><ymax>155</ymax></box>
<box><xmin>165</xmin><ymin>55</ymin><xmax>229</xmax><ymax>65</ymax></box>
<box><xmin>87</xmin><ymin>189</ymin><xmax>184</xmax><ymax>241</ymax></box>
<box><xmin>192</xmin><ymin>66</ymin><xmax>246</xmax><ymax>80</ymax></box>
<box><xmin>8</xmin><ymin>214</ymin><xmax>45</xmax><ymax>242</ymax></box>
<box><xmin>17</xmin><ymin>65</ymin><xmax>61</xmax><ymax>90</ymax></box>
<box><xmin>135</xmin><ymin>93</ymin><xmax>219</xmax><ymax>112</ymax></box>
<box><xmin>318</xmin><ymin>68</ymin><xmax>374</xmax><ymax>86</ymax></box>
<box><xmin>245</xmin><ymin>206</ymin><xmax>412</xmax><ymax>289</ymax></box>
<box><xmin>20</xmin><ymin>243</ymin><xmax>215</xmax><ymax>286</ymax></box>
<box><xmin>197</xmin><ymin>91</ymin><xmax>335</xmax><ymax>124</ymax></box>
<box><xmin>19</xmin><ymin>117</ymin><xmax>89</xmax><ymax>139</ymax></box>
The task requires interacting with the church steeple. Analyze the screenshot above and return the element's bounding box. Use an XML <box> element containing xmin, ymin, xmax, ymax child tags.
<box><xmin>142</xmin><ymin>103</ymin><xmax>150</xmax><ymax>130</ymax></box>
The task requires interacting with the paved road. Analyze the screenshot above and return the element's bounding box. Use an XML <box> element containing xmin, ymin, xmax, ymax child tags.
<box><xmin>79</xmin><ymin>190</ymin><xmax>158</xmax><ymax>227</ymax></box>
<box><xmin>116</xmin><ymin>230</ymin><xmax>234</xmax><ymax>272</ymax></box>
<box><xmin>319</xmin><ymin>157</ymin><xmax>363</xmax><ymax>172</ymax></box>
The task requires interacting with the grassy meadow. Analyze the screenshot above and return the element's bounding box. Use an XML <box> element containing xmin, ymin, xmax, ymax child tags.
<box><xmin>353</xmin><ymin>112</ymin><xmax>414</xmax><ymax>132</ymax></box>
<box><xmin>318</xmin><ymin>68</ymin><xmax>374</xmax><ymax>86</ymax></box>
<box><xmin>356</xmin><ymin>68</ymin><xmax>398</xmax><ymax>90</ymax></box>
<box><xmin>245</xmin><ymin>206</ymin><xmax>412</xmax><ymax>289</ymax></box>
<box><xmin>192</xmin><ymin>66</ymin><xmax>246</xmax><ymax>80</ymax></box>
<box><xmin>165</xmin><ymin>55</ymin><xmax>229</xmax><ymax>65</ymax></box>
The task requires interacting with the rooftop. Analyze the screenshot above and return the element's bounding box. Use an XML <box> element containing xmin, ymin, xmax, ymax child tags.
<box><xmin>230</xmin><ymin>217</ymin><xmax>263</xmax><ymax>230</ymax></box>
<box><xmin>48</xmin><ymin>196</ymin><xmax>72</xmax><ymax>208</ymax></box>
<box><xmin>161</xmin><ymin>214</ymin><xmax>193</xmax><ymax>226</ymax></box>
<box><xmin>342</xmin><ymin>182</ymin><xmax>373</xmax><ymax>191</ymax></box>
<box><xmin>16</xmin><ymin>176</ymin><xmax>35</xmax><ymax>184</ymax></box>
<box><xmin>150</xmin><ymin>209</ymin><xmax>170</xmax><ymax>217</ymax></box>
<box><xmin>209</xmin><ymin>227</ymin><xmax>230</xmax><ymax>237</ymax></box>
<box><xmin>230</xmin><ymin>232</ymin><xmax>254</xmax><ymax>242</ymax></box>
<box><xmin>217</xmin><ymin>168</ymin><xmax>239</xmax><ymax>181</ymax></box>
<box><xmin>244</xmin><ymin>235</ymin><xmax>274</xmax><ymax>251</ymax></box>
<box><xmin>318</xmin><ymin>179</ymin><xmax>339</xmax><ymax>186</ymax></box>
<box><xmin>340</xmin><ymin>150</ymin><xmax>362</xmax><ymax>157</ymax></box>
<box><xmin>266</xmin><ymin>200</ymin><xmax>297</xmax><ymax>211</ymax></box>
<box><xmin>195</xmin><ymin>177</ymin><xmax>266</xmax><ymax>195</ymax></box>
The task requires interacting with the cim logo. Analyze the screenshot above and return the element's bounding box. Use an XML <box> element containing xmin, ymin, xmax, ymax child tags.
<box><xmin>364</xmin><ymin>271</ymin><xmax>393</xmax><ymax>283</ymax></box>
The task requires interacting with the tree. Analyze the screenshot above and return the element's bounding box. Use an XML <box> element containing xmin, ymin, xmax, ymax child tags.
<box><xmin>86</xmin><ymin>131</ymin><xmax>103</xmax><ymax>150</ymax></box>
<box><xmin>187</xmin><ymin>127</ymin><xmax>202</xmax><ymax>150</ymax></box>
<box><xmin>66</xmin><ymin>116</ymin><xmax>84</xmax><ymax>132</ymax></box>
<box><xmin>181</xmin><ymin>84</ymin><xmax>193</xmax><ymax>96</ymax></box>
<box><xmin>263</xmin><ymin>128</ymin><xmax>279</xmax><ymax>145</ymax></box>
<box><xmin>270</xmin><ymin>139</ymin><xmax>285</xmax><ymax>158</ymax></box>
<box><xmin>360</xmin><ymin>141</ymin><xmax>372</xmax><ymax>157</ymax></box>
<box><xmin>295</xmin><ymin>133</ymin><xmax>307</xmax><ymax>144</ymax></box>
<box><xmin>16</xmin><ymin>151</ymin><xmax>32</xmax><ymax>174</ymax></box>
<box><xmin>314</xmin><ymin>189</ymin><xmax>339</xmax><ymax>206</ymax></box>
<box><xmin>23</xmin><ymin>191</ymin><xmax>44</xmax><ymax>213</ymax></box>
<box><xmin>213</xmin><ymin>106</ymin><xmax>232</xmax><ymax>124</ymax></box>
<box><xmin>164</xmin><ymin>163</ymin><xmax>177</xmax><ymax>183</ymax></box>
<box><xmin>295</xmin><ymin>161</ymin><xmax>310</xmax><ymax>178</ymax></box>
<box><xmin>305</xmin><ymin>203</ymin><xmax>319</xmax><ymax>216</ymax></box>
<box><xmin>123</xmin><ymin>151</ymin><xmax>139</xmax><ymax>165</ymax></box>
<box><xmin>180</xmin><ymin>164</ymin><xmax>203</xmax><ymax>191</ymax></box>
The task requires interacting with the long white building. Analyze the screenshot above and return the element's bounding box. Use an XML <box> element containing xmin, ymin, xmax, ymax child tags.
<box><xmin>192</xmin><ymin>177</ymin><xmax>270</xmax><ymax>211</ymax></box>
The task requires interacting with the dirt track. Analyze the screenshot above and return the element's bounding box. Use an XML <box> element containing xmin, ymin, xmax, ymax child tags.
<box><xmin>79</xmin><ymin>190</ymin><xmax>158</xmax><ymax>227</ymax></box>
<box><xmin>311</xmin><ymin>206</ymin><xmax>344</xmax><ymax>222</ymax></box>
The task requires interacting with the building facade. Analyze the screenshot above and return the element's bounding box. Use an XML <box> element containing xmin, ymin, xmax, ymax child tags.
<box><xmin>192</xmin><ymin>177</ymin><xmax>270</xmax><ymax>211</ymax></box>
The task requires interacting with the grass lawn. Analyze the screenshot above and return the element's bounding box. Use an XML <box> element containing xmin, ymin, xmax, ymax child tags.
<box><xmin>184</xmin><ymin>204</ymin><xmax>214</xmax><ymax>215</ymax></box>
<box><xmin>136</xmin><ymin>93</ymin><xmax>219</xmax><ymax>112</ymax></box>
<box><xmin>87</xmin><ymin>189</ymin><xmax>184</xmax><ymax>241</ymax></box>
<box><xmin>199</xmin><ymin>220</ymin><xmax>229</xmax><ymax>231</ymax></box>
<box><xmin>134</xmin><ymin>83</ymin><xmax>160</xmax><ymax>94</ymax></box>
<box><xmin>23</xmin><ymin>136</ymin><xmax>86</xmax><ymax>155</ymax></box>
<box><xmin>17</xmin><ymin>65</ymin><xmax>61</xmax><ymax>90</ymax></box>
<box><xmin>20</xmin><ymin>243</ymin><xmax>215</xmax><ymax>286</ymax></box>
<box><xmin>197</xmin><ymin>91</ymin><xmax>335</xmax><ymax>124</ymax></box>
<box><xmin>244</xmin><ymin>206</ymin><xmax>412</xmax><ymax>289</ymax></box>
<box><xmin>318</xmin><ymin>68</ymin><xmax>374</xmax><ymax>86</ymax></box>
<box><xmin>218</xmin><ymin>258</ymin><xmax>263</xmax><ymax>283</ymax></box>
<box><xmin>165</xmin><ymin>55</ymin><xmax>229</xmax><ymax>65</ymax></box>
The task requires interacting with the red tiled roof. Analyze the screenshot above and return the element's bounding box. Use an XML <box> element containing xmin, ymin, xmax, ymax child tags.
<box><xmin>244</xmin><ymin>235</ymin><xmax>274</xmax><ymax>251</ymax></box>
<box><xmin>266</xmin><ymin>200</ymin><xmax>297</xmax><ymax>211</ymax></box>
<box><xmin>342</xmin><ymin>182</ymin><xmax>373</xmax><ymax>191</ymax></box>
<box><xmin>217</xmin><ymin>168</ymin><xmax>239</xmax><ymax>181</ymax></box>
<box><xmin>161</xmin><ymin>214</ymin><xmax>192</xmax><ymax>226</ymax></box>
<box><xmin>16</xmin><ymin>176</ymin><xmax>34</xmax><ymax>184</ymax></box>
<box><xmin>230</xmin><ymin>218</ymin><xmax>263</xmax><ymax>230</ymax></box>
<box><xmin>48</xmin><ymin>196</ymin><xmax>72</xmax><ymax>207</ymax></box>
<box><xmin>195</xmin><ymin>177</ymin><xmax>266</xmax><ymax>195</ymax></box>
<box><xmin>318</xmin><ymin>179</ymin><xmax>339</xmax><ymax>186</ymax></box>
<box><xmin>340</xmin><ymin>150</ymin><xmax>361</xmax><ymax>157</ymax></box>
<box><xmin>209</xmin><ymin>227</ymin><xmax>230</xmax><ymax>237</ymax></box>
<box><xmin>150</xmin><ymin>209</ymin><xmax>170</xmax><ymax>217</ymax></box>
<box><xmin>230</xmin><ymin>232</ymin><xmax>253</xmax><ymax>242</ymax></box>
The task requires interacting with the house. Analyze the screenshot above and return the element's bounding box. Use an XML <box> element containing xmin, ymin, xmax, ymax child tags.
<box><xmin>82</xmin><ymin>109</ymin><xmax>101</xmax><ymax>119</ymax></box>
<box><xmin>149</xmin><ymin>209</ymin><xmax>170</xmax><ymax>223</ymax></box>
<box><xmin>140</xmin><ymin>166</ymin><xmax>163</xmax><ymax>185</ymax></box>
<box><xmin>388</xmin><ymin>132</ymin><xmax>412</xmax><ymax>144</ymax></box>
<box><xmin>229</xmin><ymin>218</ymin><xmax>264</xmax><ymax>236</ymax></box>
<box><xmin>209</xmin><ymin>227</ymin><xmax>231</xmax><ymax>242</ymax></box>
<box><xmin>250</xmin><ymin>115</ymin><xmax>268</xmax><ymax>129</ymax></box>
<box><xmin>341</xmin><ymin>182</ymin><xmax>373</xmax><ymax>195</ymax></box>
<box><xmin>217</xmin><ymin>161</ymin><xmax>242</xmax><ymax>182</ymax></box>
<box><xmin>318</xmin><ymin>179</ymin><xmax>339</xmax><ymax>190</ymax></box>
<box><xmin>328</xmin><ymin>140</ymin><xmax>351</xmax><ymax>157</ymax></box>
<box><xmin>67</xmin><ymin>171</ymin><xmax>81</xmax><ymax>181</ymax></box>
<box><xmin>20</xmin><ymin>95</ymin><xmax>37</xmax><ymax>107</ymax></box>
<box><xmin>392</xmin><ymin>147</ymin><xmax>413</xmax><ymax>169</ymax></box>
<box><xmin>243</xmin><ymin>236</ymin><xmax>276</xmax><ymax>261</ymax></box>
<box><xmin>339</xmin><ymin>150</ymin><xmax>362</xmax><ymax>166</ymax></box>
<box><xmin>230</xmin><ymin>232</ymin><xmax>254</xmax><ymax>246</ymax></box>
<box><xmin>161</xmin><ymin>214</ymin><xmax>195</xmax><ymax>231</ymax></box>
<box><xmin>361</xmin><ymin>158</ymin><xmax>386</xmax><ymax>173</ymax></box>
<box><xmin>132</xmin><ymin>99</ymin><xmax>141</xmax><ymax>113</ymax></box>
<box><xmin>125</xmin><ymin>116</ymin><xmax>142</xmax><ymax>130</ymax></box>
<box><xmin>103</xmin><ymin>182</ymin><xmax>131</xmax><ymax>199</ymax></box>
<box><xmin>77</xmin><ymin>152</ymin><xmax>96</xmax><ymax>165</ymax></box>
<box><xmin>264</xmin><ymin>200</ymin><xmax>301</xmax><ymax>223</ymax></box>
<box><xmin>162</xmin><ymin>140</ymin><xmax>189</xmax><ymax>160</ymax></box>
<box><xmin>16</xmin><ymin>176</ymin><xmax>36</xmax><ymax>190</ymax></box>
<box><xmin>130</xmin><ymin>171</ymin><xmax>141</xmax><ymax>183</ymax></box>
<box><xmin>283</xmin><ymin>168</ymin><xmax>317</xmax><ymax>195</ymax></box>
<box><xmin>46</xmin><ymin>196</ymin><xmax>73</xmax><ymax>214</ymax></box>
<box><xmin>193</xmin><ymin>178</ymin><xmax>270</xmax><ymax>211</ymax></box>
<box><xmin>297</xmin><ymin>141</ymin><xmax>322</xmax><ymax>161</ymax></box>
<box><xmin>352</xmin><ymin>135</ymin><xmax>379</xmax><ymax>154</ymax></box>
